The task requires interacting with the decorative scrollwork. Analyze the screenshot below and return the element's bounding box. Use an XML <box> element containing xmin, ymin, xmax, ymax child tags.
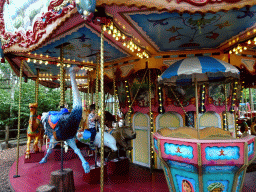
<box><xmin>0</xmin><ymin>0</ymin><xmax>76</xmax><ymax>49</ymax></box>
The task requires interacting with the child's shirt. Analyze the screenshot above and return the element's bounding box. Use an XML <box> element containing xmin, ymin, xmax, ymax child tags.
<box><xmin>88</xmin><ymin>112</ymin><xmax>99</xmax><ymax>129</ymax></box>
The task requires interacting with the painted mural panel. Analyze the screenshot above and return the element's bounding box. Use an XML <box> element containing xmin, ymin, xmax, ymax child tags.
<box><xmin>33</xmin><ymin>26</ymin><xmax>128</xmax><ymax>63</ymax></box>
<box><xmin>163</xmin><ymin>165</ymin><xmax>173</xmax><ymax>192</ymax></box>
<box><xmin>164</xmin><ymin>143</ymin><xmax>194</xmax><ymax>159</ymax></box>
<box><xmin>235</xmin><ymin>171</ymin><xmax>244</xmax><ymax>192</ymax></box>
<box><xmin>154</xmin><ymin>138</ymin><xmax>158</xmax><ymax>152</ymax></box>
<box><xmin>208</xmin><ymin>83</ymin><xmax>231</xmax><ymax>106</ymax></box>
<box><xmin>248</xmin><ymin>142</ymin><xmax>254</xmax><ymax>157</ymax></box>
<box><xmin>167</xmin><ymin>160</ymin><xmax>198</xmax><ymax>173</ymax></box>
<box><xmin>171</xmin><ymin>168</ymin><xmax>199</xmax><ymax>192</ymax></box>
<box><xmin>203</xmin><ymin>166</ymin><xmax>239</xmax><ymax>174</ymax></box>
<box><xmin>126</xmin><ymin>6</ymin><xmax>256</xmax><ymax>51</ymax></box>
<box><xmin>4</xmin><ymin>0</ymin><xmax>51</xmax><ymax>33</ymax></box>
<box><xmin>203</xmin><ymin>170</ymin><xmax>236</xmax><ymax>191</ymax></box>
<box><xmin>205</xmin><ymin>146</ymin><xmax>240</xmax><ymax>161</ymax></box>
<box><xmin>127</xmin><ymin>68</ymin><xmax>160</xmax><ymax>108</ymax></box>
<box><xmin>165</xmin><ymin>85</ymin><xmax>195</xmax><ymax>107</ymax></box>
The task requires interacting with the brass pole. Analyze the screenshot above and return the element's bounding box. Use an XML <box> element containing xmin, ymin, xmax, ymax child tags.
<box><xmin>88</xmin><ymin>77</ymin><xmax>90</xmax><ymax>106</ymax></box>
<box><xmin>113</xmin><ymin>67</ymin><xmax>118</xmax><ymax>122</ymax></box>
<box><xmin>35</xmin><ymin>68</ymin><xmax>39</xmax><ymax>103</ymax></box>
<box><xmin>195</xmin><ymin>78</ymin><xmax>200</xmax><ymax>139</ymax></box>
<box><xmin>149</xmin><ymin>69</ymin><xmax>154</xmax><ymax>172</ymax></box>
<box><xmin>14</xmin><ymin>60</ymin><xmax>24</xmax><ymax>178</ymax></box>
<box><xmin>60</xmin><ymin>45</ymin><xmax>65</xmax><ymax>107</ymax></box>
<box><xmin>224</xmin><ymin>84</ymin><xmax>229</xmax><ymax>131</ymax></box>
<box><xmin>100</xmin><ymin>25</ymin><xmax>105</xmax><ymax>192</ymax></box>
<box><xmin>95</xmin><ymin>53</ymin><xmax>100</xmax><ymax>115</ymax></box>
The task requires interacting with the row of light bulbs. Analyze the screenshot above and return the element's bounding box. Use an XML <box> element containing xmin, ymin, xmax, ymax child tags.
<box><xmin>229</xmin><ymin>44</ymin><xmax>247</xmax><ymax>54</ymax></box>
<box><xmin>39</xmin><ymin>77</ymin><xmax>87</xmax><ymax>83</ymax></box>
<box><xmin>229</xmin><ymin>37</ymin><xmax>256</xmax><ymax>54</ymax></box>
<box><xmin>27</xmin><ymin>58</ymin><xmax>93</xmax><ymax>71</ymax></box>
<box><xmin>103</xmin><ymin>22</ymin><xmax>150</xmax><ymax>59</ymax></box>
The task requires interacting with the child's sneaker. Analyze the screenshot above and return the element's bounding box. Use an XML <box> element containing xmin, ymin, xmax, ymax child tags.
<box><xmin>89</xmin><ymin>143</ymin><xmax>95</xmax><ymax>151</ymax></box>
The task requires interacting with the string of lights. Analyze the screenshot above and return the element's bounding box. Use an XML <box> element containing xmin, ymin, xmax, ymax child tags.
<box><xmin>125</xmin><ymin>80</ymin><xmax>132</xmax><ymax>125</ymax></box>
<box><xmin>199</xmin><ymin>84</ymin><xmax>206</xmax><ymax>113</ymax></box>
<box><xmin>102</xmin><ymin>21</ymin><xmax>150</xmax><ymax>59</ymax></box>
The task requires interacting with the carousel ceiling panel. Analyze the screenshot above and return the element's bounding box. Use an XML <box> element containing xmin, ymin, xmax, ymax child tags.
<box><xmin>31</xmin><ymin>25</ymin><xmax>129</xmax><ymax>63</ymax></box>
<box><xmin>122</xmin><ymin>6</ymin><xmax>256</xmax><ymax>52</ymax></box>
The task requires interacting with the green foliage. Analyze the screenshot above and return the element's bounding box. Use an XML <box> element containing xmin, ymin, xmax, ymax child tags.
<box><xmin>0</xmin><ymin>62</ymin><xmax>61</xmax><ymax>139</ymax></box>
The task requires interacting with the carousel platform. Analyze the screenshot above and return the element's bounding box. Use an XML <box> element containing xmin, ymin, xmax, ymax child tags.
<box><xmin>8</xmin><ymin>152</ymin><xmax>256</xmax><ymax>192</ymax></box>
<box><xmin>8</xmin><ymin>146</ymin><xmax>169</xmax><ymax>192</ymax></box>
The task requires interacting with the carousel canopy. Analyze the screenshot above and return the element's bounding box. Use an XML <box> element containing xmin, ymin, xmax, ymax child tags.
<box><xmin>1</xmin><ymin>0</ymin><xmax>256</xmax><ymax>89</ymax></box>
<box><xmin>158</xmin><ymin>56</ymin><xmax>240</xmax><ymax>86</ymax></box>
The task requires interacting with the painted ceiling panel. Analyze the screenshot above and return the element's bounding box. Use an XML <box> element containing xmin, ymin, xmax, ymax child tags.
<box><xmin>125</xmin><ymin>5</ymin><xmax>256</xmax><ymax>51</ymax></box>
<box><xmin>31</xmin><ymin>25</ymin><xmax>129</xmax><ymax>63</ymax></box>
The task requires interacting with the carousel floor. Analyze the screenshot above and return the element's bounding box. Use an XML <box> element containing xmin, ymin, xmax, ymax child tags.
<box><xmin>8</xmin><ymin>147</ymin><xmax>256</xmax><ymax>192</ymax></box>
<box><xmin>8</xmin><ymin>147</ymin><xmax>168</xmax><ymax>192</ymax></box>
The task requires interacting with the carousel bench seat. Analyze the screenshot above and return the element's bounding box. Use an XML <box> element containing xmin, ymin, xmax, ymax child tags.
<box><xmin>157</xmin><ymin>126</ymin><xmax>233</xmax><ymax>139</ymax></box>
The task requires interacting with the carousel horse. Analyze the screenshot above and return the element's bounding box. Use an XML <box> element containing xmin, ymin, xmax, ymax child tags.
<box><xmin>39</xmin><ymin>65</ymin><xmax>91</xmax><ymax>173</ymax></box>
<box><xmin>104</xmin><ymin>111</ymin><xmax>136</xmax><ymax>159</ymax></box>
<box><xmin>25</xmin><ymin>103</ymin><xmax>44</xmax><ymax>159</ymax></box>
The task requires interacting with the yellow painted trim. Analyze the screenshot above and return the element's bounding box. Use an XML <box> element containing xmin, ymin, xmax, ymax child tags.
<box><xmin>197</xmin><ymin>143</ymin><xmax>203</xmax><ymax>192</ymax></box>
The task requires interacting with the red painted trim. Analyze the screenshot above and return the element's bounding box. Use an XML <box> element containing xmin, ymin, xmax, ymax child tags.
<box><xmin>176</xmin><ymin>0</ymin><xmax>242</xmax><ymax>7</ymax></box>
<box><xmin>0</xmin><ymin>0</ymin><xmax>76</xmax><ymax>50</ymax></box>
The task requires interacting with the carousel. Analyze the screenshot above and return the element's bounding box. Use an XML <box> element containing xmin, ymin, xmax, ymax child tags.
<box><xmin>1</xmin><ymin>0</ymin><xmax>256</xmax><ymax>191</ymax></box>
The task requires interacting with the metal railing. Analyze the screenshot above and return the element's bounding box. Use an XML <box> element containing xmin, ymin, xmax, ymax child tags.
<box><xmin>0</xmin><ymin>126</ymin><xmax>27</xmax><ymax>145</ymax></box>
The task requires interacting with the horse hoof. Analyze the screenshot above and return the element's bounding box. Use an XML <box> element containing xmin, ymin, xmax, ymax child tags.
<box><xmin>82</xmin><ymin>162</ymin><xmax>90</xmax><ymax>173</ymax></box>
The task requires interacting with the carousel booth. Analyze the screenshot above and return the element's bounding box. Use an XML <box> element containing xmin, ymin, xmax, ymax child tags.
<box><xmin>2</xmin><ymin>0</ymin><xmax>256</xmax><ymax>191</ymax></box>
<box><xmin>116</xmin><ymin>57</ymin><xmax>256</xmax><ymax>192</ymax></box>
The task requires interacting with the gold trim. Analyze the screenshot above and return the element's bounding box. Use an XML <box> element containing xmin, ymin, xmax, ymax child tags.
<box><xmin>197</xmin><ymin>143</ymin><xmax>203</xmax><ymax>192</ymax></box>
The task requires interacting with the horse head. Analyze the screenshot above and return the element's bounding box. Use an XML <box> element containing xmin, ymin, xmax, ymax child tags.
<box><xmin>121</xmin><ymin>126</ymin><xmax>136</xmax><ymax>140</ymax></box>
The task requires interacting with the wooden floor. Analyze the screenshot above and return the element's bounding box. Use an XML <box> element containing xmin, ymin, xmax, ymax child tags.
<box><xmin>8</xmin><ymin>147</ymin><xmax>256</xmax><ymax>192</ymax></box>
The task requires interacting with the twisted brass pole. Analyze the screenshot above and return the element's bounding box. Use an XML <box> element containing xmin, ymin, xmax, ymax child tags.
<box><xmin>35</xmin><ymin>68</ymin><xmax>39</xmax><ymax>103</ymax></box>
<box><xmin>96</xmin><ymin>53</ymin><xmax>100</xmax><ymax>116</ymax></box>
<box><xmin>60</xmin><ymin>45</ymin><xmax>65</xmax><ymax>107</ymax></box>
<box><xmin>224</xmin><ymin>84</ymin><xmax>229</xmax><ymax>131</ymax></box>
<box><xmin>113</xmin><ymin>67</ymin><xmax>118</xmax><ymax>122</ymax></box>
<box><xmin>14</xmin><ymin>60</ymin><xmax>24</xmax><ymax>178</ymax></box>
<box><xmin>100</xmin><ymin>25</ymin><xmax>105</xmax><ymax>192</ymax></box>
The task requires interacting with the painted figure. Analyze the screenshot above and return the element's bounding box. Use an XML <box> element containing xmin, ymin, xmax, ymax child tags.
<box><xmin>25</xmin><ymin>103</ymin><xmax>44</xmax><ymax>159</ymax></box>
<box><xmin>39</xmin><ymin>65</ymin><xmax>91</xmax><ymax>173</ymax></box>
<box><xmin>182</xmin><ymin>179</ymin><xmax>194</xmax><ymax>192</ymax></box>
<box><xmin>207</xmin><ymin>182</ymin><xmax>225</xmax><ymax>192</ymax></box>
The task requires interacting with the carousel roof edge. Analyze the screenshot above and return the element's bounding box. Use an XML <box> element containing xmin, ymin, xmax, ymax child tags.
<box><xmin>98</xmin><ymin>0</ymin><xmax>256</xmax><ymax>13</ymax></box>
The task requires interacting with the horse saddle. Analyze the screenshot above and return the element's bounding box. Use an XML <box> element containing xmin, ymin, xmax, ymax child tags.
<box><xmin>76</xmin><ymin>130</ymin><xmax>91</xmax><ymax>143</ymax></box>
<box><xmin>48</xmin><ymin>108</ymin><xmax>69</xmax><ymax>129</ymax></box>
